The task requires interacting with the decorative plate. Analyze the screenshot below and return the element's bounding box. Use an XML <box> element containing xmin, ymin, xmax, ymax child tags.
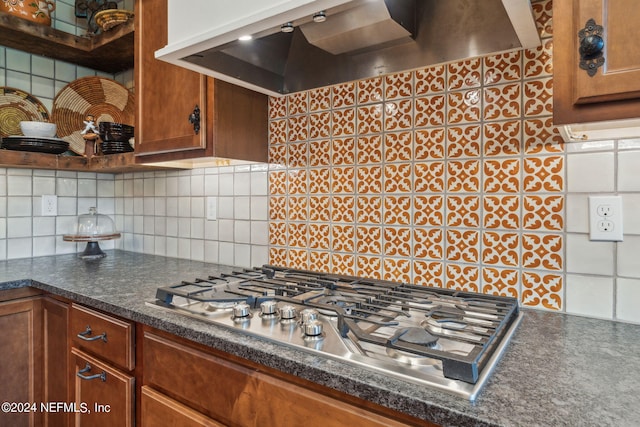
<box><xmin>52</xmin><ymin>77</ymin><xmax>135</xmax><ymax>155</ymax></box>
<box><xmin>0</xmin><ymin>87</ymin><xmax>50</xmax><ymax>137</ymax></box>
<box><xmin>94</xmin><ymin>9</ymin><xmax>134</xmax><ymax>32</ymax></box>
<box><xmin>1</xmin><ymin>136</ymin><xmax>69</xmax><ymax>155</ymax></box>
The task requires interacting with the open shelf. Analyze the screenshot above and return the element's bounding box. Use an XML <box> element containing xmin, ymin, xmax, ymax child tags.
<box><xmin>0</xmin><ymin>150</ymin><xmax>175</xmax><ymax>173</ymax></box>
<box><xmin>0</xmin><ymin>11</ymin><xmax>133</xmax><ymax>73</ymax></box>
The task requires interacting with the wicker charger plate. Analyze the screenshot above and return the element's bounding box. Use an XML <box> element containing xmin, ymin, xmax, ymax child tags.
<box><xmin>0</xmin><ymin>87</ymin><xmax>50</xmax><ymax>137</ymax></box>
<box><xmin>52</xmin><ymin>77</ymin><xmax>135</xmax><ymax>155</ymax></box>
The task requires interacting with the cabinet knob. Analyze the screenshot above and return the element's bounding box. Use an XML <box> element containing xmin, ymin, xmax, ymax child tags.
<box><xmin>189</xmin><ymin>105</ymin><xmax>201</xmax><ymax>135</ymax></box>
<box><xmin>578</xmin><ymin>19</ymin><xmax>605</xmax><ymax>77</ymax></box>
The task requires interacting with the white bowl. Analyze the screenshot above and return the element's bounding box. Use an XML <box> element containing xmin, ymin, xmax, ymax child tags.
<box><xmin>20</xmin><ymin>121</ymin><xmax>57</xmax><ymax>138</ymax></box>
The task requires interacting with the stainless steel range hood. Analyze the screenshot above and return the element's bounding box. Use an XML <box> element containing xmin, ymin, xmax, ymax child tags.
<box><xmin>156</xmin><ymin>0</ymin><xmax>540</xmax><ymax>96</ymax></box>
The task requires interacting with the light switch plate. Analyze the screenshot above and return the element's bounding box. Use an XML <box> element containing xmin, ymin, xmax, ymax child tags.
<box><xmin>206</xmin><ymin>196</ymin><xmax>217</xmax><ymax>221</ymax></box>
<box><xmin>589</xmin><ymin>195</ymin><xmax>623</xmax><ymax>241</ymax></box>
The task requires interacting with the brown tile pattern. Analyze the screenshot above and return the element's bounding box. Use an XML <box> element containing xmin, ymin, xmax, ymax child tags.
<box><xmin>267</xmin><ymin>0</ymin><xmax>564</xmax><ymax>310</ymax></box>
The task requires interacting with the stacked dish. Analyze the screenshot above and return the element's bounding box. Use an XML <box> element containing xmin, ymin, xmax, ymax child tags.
<box><xmin>1</xmin><ymin>136</ymin><xmax>69</xmax><ymax>154</ymax></box>
<box><xmin>98</xmin><ymin>122</ymin><xmax>134</xmax><ymax>154</ymax></box>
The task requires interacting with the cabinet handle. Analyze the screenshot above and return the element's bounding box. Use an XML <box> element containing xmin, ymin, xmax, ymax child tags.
<box><xmin>578</xmin><ymin>18</ymin><xmax>605</xmax><ymax>77</ymax></box>
<box><xmin>77</xmin><ymin>325</ymin><xmax>107</xmax><ymax>342</ymax></box>
<box><xmin>188</xmin><ymin>105</ymin><xmax>201</xmax><ymax>135</ymax></box>
<box><xmin>77</xmin><ymin>363</ymin><xmax>107</xmax><ymax>382</ymax></box>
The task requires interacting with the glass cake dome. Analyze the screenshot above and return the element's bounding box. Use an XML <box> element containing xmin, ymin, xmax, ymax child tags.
<box><xmin>63</xmin><ymin>207</ymin><xmax>121</xmax><ymax>259</ymax></box>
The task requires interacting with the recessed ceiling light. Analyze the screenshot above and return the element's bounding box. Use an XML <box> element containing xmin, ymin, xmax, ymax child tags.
<box><xmin>238</xmin><ymin>35</ymin><xmax>252</xmax><ymax>41</ymax></box>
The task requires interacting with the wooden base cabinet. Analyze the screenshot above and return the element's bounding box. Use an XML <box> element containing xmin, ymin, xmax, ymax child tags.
<box><xmin>553</xmin><ymin>0</ymin><xmax>640</xmax><ymax>125</ymax></box>
<box><xmin>141</xmin><ymin>386</ymin><xmax>224</xmax><ymax>427</ymax></box>
<box><xmin>0</xmin><ymin>295</ymin><xmax>42</xmax><ymax>427</ymax></box>
<box><xmin>42</xmin><ymin>297</ymin><xmax>70</xmax><ymax>427</ymax></box>
<box><xmin>69</xmin><ymin>304</ymin><xmax>135</xmax><ymax>427</ymax></box>
<box><xmin>71</xmin><ymin>349</ymin><xmax>134</xmax><ymax>427</ymax></box>
<box><xmin>143</xmin><ymin>329</ymin><xmax>423</xmax><ymax>427</ymax></box>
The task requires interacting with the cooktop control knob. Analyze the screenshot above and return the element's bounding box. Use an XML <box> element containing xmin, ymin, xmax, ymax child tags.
<box><xmin>303</xmin><ymin>319</ymin><xmax>324</xmax><ymax>337</ymax></box>
<box><xmin>300</xmin><ymin>308</ymin><xmax>319</xmax><ymax>324</ymax></box>
<box><xmin>279</xmin><ymin>304</ymin><xmax>297</xmax><ymax>320</ymax></box>
<box><xmin>260</xmin><ymin>300</ymin><xmax>278</xmax><ymax>316</ymax></box>
<box><xmin>233</xmin><ymin>302</ymin><xmax>251</xmax><ymax>319</ymax></box>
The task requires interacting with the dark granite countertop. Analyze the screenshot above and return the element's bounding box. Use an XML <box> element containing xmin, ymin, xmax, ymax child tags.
<box><xmin>1</xmin><ymin>250</ymin><xmax>638</xmax><ymax>426</ymax></box>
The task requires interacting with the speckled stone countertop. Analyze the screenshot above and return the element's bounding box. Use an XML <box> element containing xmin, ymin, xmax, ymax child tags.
<box><xmin>1</xmin><ymin>250</ymin><xmax>639</xmax><ymax>426</ymax></box>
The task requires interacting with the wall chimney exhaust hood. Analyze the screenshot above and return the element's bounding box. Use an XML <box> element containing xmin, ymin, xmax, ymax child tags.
<box><xmin>155</xmin><ymin>0</ymin><xmax>540</xmax><ymax>97</ymax></box>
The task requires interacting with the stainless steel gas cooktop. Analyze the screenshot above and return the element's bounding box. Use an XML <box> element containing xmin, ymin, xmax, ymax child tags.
<box><xmin>147</xmin><ymin>265</ymin><xmax>522</xmax><ymax>401</ymax></box>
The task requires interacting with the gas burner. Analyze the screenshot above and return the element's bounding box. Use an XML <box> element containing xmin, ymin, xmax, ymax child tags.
<box><xmin>148</xmin><ymin>264</ymin><xmax>523</xmax><ymax>401</ymax></box>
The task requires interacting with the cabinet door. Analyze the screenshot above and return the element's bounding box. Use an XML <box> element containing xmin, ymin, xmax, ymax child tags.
<box><xmin>141</xmin><ymin>386</ymin><xmax>225</xmax><ymax>427</ymax></box>
<box><xmin>42</xmin><ymin>297</ymin><xmax>70</xmax><ymax>427</ymax></box>
<box><xmin>0</xmin><ymin>298</ymin><xmax>42</xmax><ymax>427</ymax></box>
<box><xmin>135</xmin><ymin>0</ymin><xmax>208</xmax><ymax>157</ymax></box>
<box><xmin>71</xmin><ymin>348</ymin><xmax>134</xmax><ymax>427</ymax></box>
<box><xmin>553</xmin><ymin>0</ymin><xmax>640</xmax><ymax>124</ymax></box>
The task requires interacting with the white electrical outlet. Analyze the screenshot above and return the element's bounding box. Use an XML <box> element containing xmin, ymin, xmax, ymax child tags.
<box><xmin>41</xmin><ymin>195</ymin><xmax>58</xmax><ymax>216</ymax></box>
<box><xmin>206</xmin><ymin>196</ymin><xmax>217</xmax><ymax>221</ymax></box>
<box><xmin>589</xmin><ymin>195</ymin><xmax>623</xmax><ymax>241</ymax></box>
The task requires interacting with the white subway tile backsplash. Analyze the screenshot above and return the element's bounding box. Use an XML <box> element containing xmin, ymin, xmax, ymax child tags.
<box><xmin>622</xmin><ymin>194</ymin><xmax>640</xmax><ymax>235</ymax></box>
<box><xmin>235</xmin><ymin>244</ymin><xmax>252</xmax><ymax>267</ymax></box>
<box><xmin>219</xmin><ymin>242</ymin><xmax>235</xmax><ymax>265</ymax></box>
<box><xmin>7</xmin><ymin>238</ymin><xmax>32</xmax><ymax>259</ymax></box>
<box><xmin>617</xmin><ymin>235</ymin><xmax>640</xmax><ymax>278</ymax></box>
<box><xmin>234</xmin><ymin>173</ymin><xmax>251</xmax><ymax>195</ymax></box>
<box><xmin>617</xmin><ymin>278</ymin><xmax>640</xmax><ymax>323</ymax></box>
<box><xmin>565</xmin><ymin>233</ymin><xmax>614</xmax><ymax>276</ymax></box>
<box><xmin>33</xmin><ymin>236</ymin><xmax>56</xmax><ymax>257</ymax></box>
<box><xmin>234</xmin><ymin>220</ymin><xmax>251</xmax><ymax>244</ymax></box>
<box><xmin>250</xmin><ymin>196</ymin><xmax>268</xmax><ymax>221</ymax></box>
<box><xmin>567</xmin><ymin>152</ymin><xmax>615</xmax><ymax>193</ymax></box>
<box><xmin>8</xmin><ymin>217</ymin><xmax>32</xmax><ymax>238</ymax></box>
<box><xmin>218</xmin><ymin>219</ymin><xmax>234</xmax><ymax>242</ymax></box>
<box><xmin>191</xmin><ymin>218</ymin><xmax>204</xmax><ymax>239</ymax></box>
<box><xmin>57</xmin><ymin>177</ymin><xmax>78</xmax><ymax>197</ymax></box>
<box><xmin>618</xmin><ymin>151</ymin><xmax>640</xmax><ymax>191</ymax></box>
<box><xmin>8</xmin><ymin>176</ymin><xmax>32</xmax><ymax>196</ymax></box>
<box><xmin>204</xmin><ymin>174</ymin><xmax>218</xmax><ymax>196</ymax></box>
<box><xmin>191</xmin><ymin>197</ymin><xmax>205</xmax><ymax>218</ymax></box>
<box><xmin>219</xmin><ymin>173</ymin><xmax>234</xmax><ymax>195</ymax></box>
<box><xmin>234</xmin><ymin>197</ymin><xmax>250</xmax><ymax>220</ymax></box>
<box><xmin>565</xmin><ymin>274</ymin><xmax>613</xmax><ymax>319</ymax></box>
<box><xmin>33</xmin><ymin>217</ymin><xmax>55</xmax><ymax>236</ymax></box>
<box><xmin>33</xmin><ymin>176</ymin><xmax>56</xmax><ymax>195</ymax></box>
<box><xmin>8</xmin><ymin>197</ymin><xmax>32</xmax><ymax>217</ymax></box>
<box><xmin>218</xmin><ymin>197</ymin><xmax>234</xmax><ymax>219</ymax></box>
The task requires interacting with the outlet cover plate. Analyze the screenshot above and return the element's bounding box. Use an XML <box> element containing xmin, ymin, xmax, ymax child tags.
<box><xmin>41</xmin><ymin>195</ymin><xmax>57</xmax><ymax>216</ymax></box>
<box><xmin>589</xmin><ymin>195</ymin><xmax>623</xmax><ymax>241</ymax></box>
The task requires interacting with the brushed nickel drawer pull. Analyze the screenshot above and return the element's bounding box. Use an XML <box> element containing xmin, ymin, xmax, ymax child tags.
<box><xmin>77</xmin><ymin>325</ymin><xmax>107</xmax><ymax>342</ymax></box>
<box><xmin>77</xmin><ymin>363</ymin><xmax>106</xmax><ymax>382</ymax></box>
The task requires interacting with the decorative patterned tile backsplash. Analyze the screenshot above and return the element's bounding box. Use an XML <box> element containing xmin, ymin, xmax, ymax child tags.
<box><xmin>267</xmin><ymin>0</ymin><xmax>567</xmax><ymax>310</ymax></box>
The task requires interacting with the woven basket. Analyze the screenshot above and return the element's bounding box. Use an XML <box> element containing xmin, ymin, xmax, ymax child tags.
<box><xmin>0</xmin><ymin>87</ymin><xmax>50</xmax><ymax>137</ymax></box>
<box><xmin>52</xmin><ymin>77</ymin><xmax>135</xmax><ymax>155</ymax></box>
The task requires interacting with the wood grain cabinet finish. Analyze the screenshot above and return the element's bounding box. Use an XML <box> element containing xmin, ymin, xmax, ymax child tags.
<box><xmin>143</xmin><ymin>330</ymin><xmax>418</xmax><ymax>427</ymax></box>
<box><xmin>134</xmin><ymin>0</ymin><xmax>268</xmax><ymax>163</ymax></box>
<box><xmin>71</xmin><ymin>348</ymin><xmax>134</xmax><ymax>427</ymax></box>
<box><xmin>0</xmin><ymin>296</ymin><xmax>42</xmax><ymax>427</ymax></box>
<box><xmin>69</xmin><ymin>303</ymin><xmax>135</xmax><ymax>371</ymax></box>
<box><xmin>42</xmin><ymin>297</ymin><xmax>70</xmax><ymax>427</ymax></box>
<box><xmin>141</xmin><ymin>386</ymin><xmax>225</xmax><ymax>427</ymax></box>
<box><xmin>553</xmin><ymin>0</ymin><xmax>640</xmax><ymax>124</ymax></box>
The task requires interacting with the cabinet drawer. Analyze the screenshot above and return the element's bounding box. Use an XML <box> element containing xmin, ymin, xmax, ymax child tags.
<box><xmin>144</xmin><ymin>331</ymin><xmax>410</xmax><ymax>427</ymax></box>
<box><xmin>141</xmin><ymin>386</ymin><xmax>225</xmax><ymax>427</ymax></box>
<box><xmin>71</xmin><ymin>348</ymin><xmax>134</xmax><ymax>427</ymax></box>
<box><xmin>70</xmin><ymin>304</ymin><xmax>134</xmax><ymax>371</ymax></box>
